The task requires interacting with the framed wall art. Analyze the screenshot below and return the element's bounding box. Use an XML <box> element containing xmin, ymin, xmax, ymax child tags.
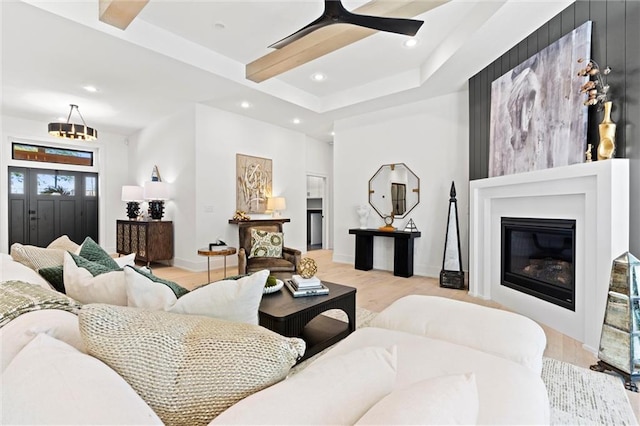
<box><xmin>236</xmin><ymin>154</ymin><xmax>272</xmax><ymax>214</ymax></box>
<box><xmin>489</xmin><ymin>21</ymin><xmax>592</xmax><ymax>177</ymax></box>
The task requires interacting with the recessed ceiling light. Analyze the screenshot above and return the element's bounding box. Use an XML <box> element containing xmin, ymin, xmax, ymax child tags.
<box><xmin>330</xmin><ymin>131</ymin><xmax>335</xmax><ymax>136</ymax></box>
<box><xmin>311</xmin><ymin>72</ymin><xmax>327</xmax><ymax>82</ymax></box>
<box><xmin>83</xmin><ymin>85</ymin><xmax>98</xmax><ymax>93</ymax></box>
<box><xmin>213</xmin><ymin>21</ymin><xmax>226</xmax><ymax>30</ymax></box>
<box><xmin>292</xmin><ymin>118</ymin><xmax>301</xmax><ymax>124</ymax></box>
<box><xmin>403</xmin><ymin>38</ymin><xmax>419</xmax><ymax>48</ymax></box>
<box><xmin>240</xmin><ymin>101</ymin><xmax>251</xmax><ymax>109</ymax></box>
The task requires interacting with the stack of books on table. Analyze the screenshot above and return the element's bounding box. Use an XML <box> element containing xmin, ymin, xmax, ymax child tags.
<box><xmin>285</xmin><ymin>275</ymin><xmax>329</xmax><ymax>297</ymax></box>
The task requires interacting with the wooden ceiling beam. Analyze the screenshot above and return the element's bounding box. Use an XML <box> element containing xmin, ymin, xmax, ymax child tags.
<box><xmin>99</xmin><ymin>0</ymin><xmax>149</xmax><ymax>30</ymax></box>
<box><xmin>246</xmin><ymin>0</ymin><xmax>450</xmax><ymax>83</ymax></box>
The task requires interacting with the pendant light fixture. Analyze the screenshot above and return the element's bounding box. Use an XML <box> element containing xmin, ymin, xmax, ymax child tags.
<box><xmin>48</xmin><ymin>104</ymin><xmax>98</xmax><ymax>141</ymax></box>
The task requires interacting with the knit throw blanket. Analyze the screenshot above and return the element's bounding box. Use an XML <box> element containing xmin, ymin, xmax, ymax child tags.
<box><xmin>0</xmin><ymin>280</ymin><xmax>82</xmax><ymax>328</ymax></box>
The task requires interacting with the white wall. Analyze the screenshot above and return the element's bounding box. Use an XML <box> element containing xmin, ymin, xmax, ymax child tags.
<box><xmin>192</xmin><ymin>104</ymin><xmax>308</xmax><ymax>272</ymax></box>
<box><xmin>127</xmin><ymin>104</ymin><xmax>323</xmax><ymax>272</ymax></box>
<box><xmin>333</xmin><ymin>90</ymin><xmax>470</xmax><ymax>277</ymax></box>
<box><xmin>128</xmin><ymin>106</ymin><xmax>197</xmax><ymax>268</ymax></box>
<box><xmin>0</xmin><ymin>115</ymin><xmax>129</xmax><ymax>254</ymax></box>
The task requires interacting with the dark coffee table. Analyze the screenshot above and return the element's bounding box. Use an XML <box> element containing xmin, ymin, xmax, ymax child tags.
<box><xmin>259</xmin><ymin>281</ymin><xmax>356</xmax><ymax>362</ymax></box>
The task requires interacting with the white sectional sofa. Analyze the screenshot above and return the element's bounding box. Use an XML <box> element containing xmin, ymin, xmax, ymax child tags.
<box><xmin>1</xmin><ymin>252</ymin><xmax>550</xmax><ymax>425</ymax></box>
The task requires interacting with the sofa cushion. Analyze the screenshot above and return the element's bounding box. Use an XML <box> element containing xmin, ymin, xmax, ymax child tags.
<box><xmin>10</xmin><ymin>242</ymin><xmax>65</xmax><ymax>271</ymax></box>
<box><xmin>47</xmin><ymin>235</ymin><xmax>80</xmax><ymax>253</ymax></box>
<box><xmin>78</xmin><ymin>236</ymin><xmax>120</xmax><ymax>270</ymax></box>
<box><xmin>355</xmin><ymin>373</ymin><xmax>479</xmax><ymax>425</ymax></box>
<box><xmin>248</xmin><ymin>229</ymin><xmax>283</xmax><ymax>258</ymax></box>
<box><xmin>370</xmin><ymin>295</ymin><xmax>547</xmax><ymax>375</ymax></box>
<box><xmin>79</xmin><ymin>304</ymin><xmax>305</xmax><ymax>426</ymax></box>
<box><xmin>125</xmin><ymin>267</ymin><xmax>267</xmax><ymax>324</ymax></box>
<box><xmin>1</xmin><ymin>253</ymin><xmax>52</xmax><ymax>289</ymax></box>
<box><xmin>320</xmin><ymin>327</ymin><xmax>550</xmax><ymax>425</ymax></box>
<box><xmin>2</xmin><ymin>333</ymin><xmax>163</xmax><ymax>425</ymax></box>
<box><xmin>0</xmin><ymin>309</ymin><xmax>83</xmax><ymax>372</ymax></box>
<box><xmin>211</xmin><ymin>346</ymin><xmax>397</xmax><ymax>425</ymax></box>
<box><xmin>63</xmin><ymin>252</ymin><xmax>127</xmax><ymax>306</ymax></box>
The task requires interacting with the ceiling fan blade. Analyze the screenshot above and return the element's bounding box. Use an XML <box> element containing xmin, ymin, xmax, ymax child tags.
<box><xmin>342</xmin><ymin>12</ymin><xmax>423</xmax><ymax>36</ymax></box>
<box><xmin>268</xmin><ymin>0</ymin><xmax>423</xmax><ymax>49</ymax></box>
<box><xmin>269</xmin><ymin>15</ymin><xmax>332</xmax><ymax>49</ymax></box>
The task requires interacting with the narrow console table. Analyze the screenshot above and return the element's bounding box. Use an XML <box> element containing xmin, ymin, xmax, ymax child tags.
<box><xmin>348</xmin><ymin>228</ymin><xmax>421</xmax><ymax>277</ymax></box>
<box><xmin>116</xmin><ymin>220</ymin><xmax>173</xmax><ymax>266</ymax></box>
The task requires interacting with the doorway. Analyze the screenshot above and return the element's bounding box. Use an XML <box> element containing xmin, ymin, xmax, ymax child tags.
<box><xmin>8</xmin><ymin>166</ymin><xmax>99</xmax><ymax>247</ymax></box>
<box><xmin>306</xmin><ymin>174</ymin><xmax>327</xmax><ymax>251</ymax></box>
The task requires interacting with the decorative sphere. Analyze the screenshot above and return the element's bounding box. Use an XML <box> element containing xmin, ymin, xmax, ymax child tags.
<box><xmin>299</xmin><ymin>257</ymin><xmax>318</xmax><ymax>279</ymax></box>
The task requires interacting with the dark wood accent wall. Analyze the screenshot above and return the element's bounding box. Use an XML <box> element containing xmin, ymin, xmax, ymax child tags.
<box><xmin>469</xmin><ymin>0</ymin><xmax>640</xmax><ymax>180</ymax></box>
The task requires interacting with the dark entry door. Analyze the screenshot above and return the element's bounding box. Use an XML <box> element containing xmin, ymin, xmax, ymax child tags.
<box><xmin>8</xmin><ymin>167</ymin><xmax>98</xmax><ymax>247</ymax></box>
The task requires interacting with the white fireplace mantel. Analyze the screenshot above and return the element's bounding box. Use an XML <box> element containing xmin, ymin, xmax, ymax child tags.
<box><xmin>469</xmin><ymin>159</ymin><xmax>629</xmax><ymax>352</ymax></box>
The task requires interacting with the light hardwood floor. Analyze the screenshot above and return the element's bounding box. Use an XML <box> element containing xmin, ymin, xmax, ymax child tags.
<box><xmin>152</xmin><ymin>249</ymin><xmax>639</xmax><ymax>420</ymax></box>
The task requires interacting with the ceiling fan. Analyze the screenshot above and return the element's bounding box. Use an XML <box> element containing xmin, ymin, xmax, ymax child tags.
<box><xmin>269</xmin><ymin>0</ymin><xmax>424</xmax><ymax>49</ymax></box>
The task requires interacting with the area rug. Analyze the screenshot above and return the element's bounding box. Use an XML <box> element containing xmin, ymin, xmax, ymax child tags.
<box><xmin>542</xmin><ymin>357</ymin><xmax>638</xmax><ymax>425</ymax></box>
<box><xmin>292</xmin><ymin>307</ymin><xmax>638</xmax><ymax>425</ymax></box>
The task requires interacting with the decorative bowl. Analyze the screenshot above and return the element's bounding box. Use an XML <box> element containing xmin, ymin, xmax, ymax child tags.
<box><xmin>263</xmin><ymin>279</ymin><xmax>283</xmax><ymax>294</ymax></box>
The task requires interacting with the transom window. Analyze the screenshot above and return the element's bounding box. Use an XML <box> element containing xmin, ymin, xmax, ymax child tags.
<box><xmin>12</xmin><ymin>143</ymin><xmax>93</xmax><ymax>166</ymax></box>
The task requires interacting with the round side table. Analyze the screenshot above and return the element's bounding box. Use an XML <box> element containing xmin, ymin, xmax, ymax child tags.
<box><xmin>197</xmin><ymin>247</ymin><xmax>237</xmax><ymax>283</ymax></box>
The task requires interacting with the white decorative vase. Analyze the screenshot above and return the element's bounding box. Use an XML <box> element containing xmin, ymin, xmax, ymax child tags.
<box><xmin>357</xmin><ymin>205</ymin><xmax>370</xmax><ymax>229</ymax></box>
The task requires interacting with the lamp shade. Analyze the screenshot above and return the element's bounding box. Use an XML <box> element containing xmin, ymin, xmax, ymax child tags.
<box><xmin>143</xmin><ymin>181</ymin><xmax>170</xmax><ymax>200</ymax></box>
<box><xmin>267</xmin><ymin>197</ymin><xmax>286</xmax><ymax>211</ymax></box>
<box><xmin>121</xmin><ymin>185</ymin><xmax>143</xmax><ymax>201</ymax></box>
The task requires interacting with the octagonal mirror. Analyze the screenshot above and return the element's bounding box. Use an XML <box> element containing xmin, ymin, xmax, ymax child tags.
<box><xmin>368</xmin><ymin>163</ymin><xmax>420</xmax><ymax>219</ymax></box>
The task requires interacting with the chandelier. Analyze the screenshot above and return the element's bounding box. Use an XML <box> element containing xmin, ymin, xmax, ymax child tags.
<box><xmin>48</xmin><ymin>104</ymin><xmax>98</xmax><ymax>141</ymax></box>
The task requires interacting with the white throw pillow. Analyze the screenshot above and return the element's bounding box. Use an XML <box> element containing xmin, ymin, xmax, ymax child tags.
<box><xmin>1</xmin><ymin>333</ymin><xmax>163</xmax><ymax>425</ymax></box>
<box><xmin>114</xmin><ymin>253</ymin><xmax>136</xmax><ymax>268</ymax></box>
<box><xmin>63</xmin><ymin>252</ymin><xmax>127</xmax><ymax>306</ymax></box>
<box><xmin>211</xmin><ymin>345</ymin><xmax>397</xmax><ymax>425</ymax></box>
<box><xmin>125</xmin><ymin>268</ymin><xmax>268</xmax><ymax>324</ymax></box>
<box><xmin>171</xmin><ymin>270</ymin><xmax>268</xmax><ymax>324</ymax></box>
<box><xmin>355</xmin><ymin>373</ymin><xmax>479</xmax><ymax>425</ymax></box>
<box><xmin>124</xmin><ymin>266</ymin><xmax>179</xmax><ymax>311</ymax></box>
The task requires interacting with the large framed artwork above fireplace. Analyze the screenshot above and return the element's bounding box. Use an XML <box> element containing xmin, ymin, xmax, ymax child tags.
<box><xmin>469</xmin><ymin>160</ymin><xmax>629</xmax><ymax>352</ymax></box>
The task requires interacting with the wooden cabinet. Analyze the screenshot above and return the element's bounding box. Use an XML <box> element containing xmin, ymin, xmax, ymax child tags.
<box><xmin>116</xmin><ymin>220</ymin><xmax>173</xmax><ymax>266</ymax></box>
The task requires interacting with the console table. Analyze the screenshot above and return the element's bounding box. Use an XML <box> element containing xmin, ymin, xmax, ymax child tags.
<box><xmin>348</xmin><ymin>228</ymin><xmax>421</xmax><ymax>277</ymax></box>
<box><xmin>116</xmin><ymin>220</ymin><xmax>174</xmax><ymax>266</ymax></box>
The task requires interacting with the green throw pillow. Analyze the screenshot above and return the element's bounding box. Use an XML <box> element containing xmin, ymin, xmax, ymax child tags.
<box><xmin>125</xmin><ymin>266</ymin><xmax>189</xmax><ymax>298</ymax></box>
<box><xmin>78</xmin><ymin>237</ymin><xmax>120</xmax><ymax>270</ymax></box>
<box><xmin>38</xmin><ymin>266</ymin><xmax>66</xmax><ymax>293</ymax></box>
<box><xmin>69</xmin><ymin>253</ymin><xmax>118</xmax><ymax>277</ymax></box>
<box><xmin>248</xmin><ymin>230</ymin><xmax>283</xmax><ymax>259</ymax></box>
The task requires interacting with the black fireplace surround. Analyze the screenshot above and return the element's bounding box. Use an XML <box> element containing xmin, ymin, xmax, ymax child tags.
<box><xmin>501</xmin><ymin>217</ymin><xmax>576</xmax><ymax>311</ymax></box>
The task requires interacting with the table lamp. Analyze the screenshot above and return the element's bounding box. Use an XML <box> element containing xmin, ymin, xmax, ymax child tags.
<box><xmin>144</xmin><ymin>181</ymin><xmax>170</xmax><ymax>220</ymax></box>
<box><xmin>267</xmin><ymin>197</ymin><xmax>286</xmax><ymax>218</ymax></box>
<box><xmin>121</xmin><ymin>185</ymin><xmax>143</xmax><ymax>219</ymax></box>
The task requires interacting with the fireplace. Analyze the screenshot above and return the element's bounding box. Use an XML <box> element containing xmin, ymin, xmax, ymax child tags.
<box><xmin>501</xmin><ymin>217</ymin><xmax>576</xmax><ymax>311</ymax></box>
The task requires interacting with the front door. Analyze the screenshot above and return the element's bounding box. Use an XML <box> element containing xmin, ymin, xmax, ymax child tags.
<box><xmin>8</xmin><ymin>167</ymin><xmax>98</xmax><ymax>247</ymax></box>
